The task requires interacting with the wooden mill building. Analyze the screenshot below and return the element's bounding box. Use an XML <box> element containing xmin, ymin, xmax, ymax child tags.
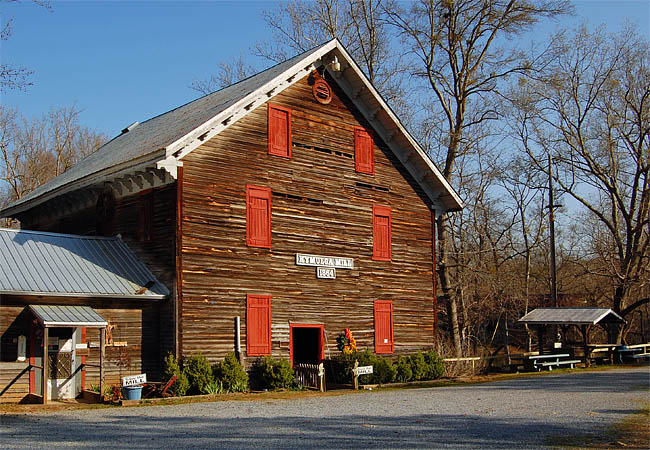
<box><xmin>0</xmin><ymin>39</ymin><xmax>462</xmax><ymax>400</ymax></box>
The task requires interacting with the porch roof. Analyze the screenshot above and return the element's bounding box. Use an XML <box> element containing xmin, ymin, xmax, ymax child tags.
<box><xmin>29</xmin><ymin>305</ymin><xmax>108</xmax><ymax>328</ymax></box>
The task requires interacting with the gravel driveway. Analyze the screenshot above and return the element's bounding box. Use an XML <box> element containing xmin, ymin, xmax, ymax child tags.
<box><xmin>1</xmin><ymin>367</ymin><xmax>648</xmax><ymax>449</ymax></box>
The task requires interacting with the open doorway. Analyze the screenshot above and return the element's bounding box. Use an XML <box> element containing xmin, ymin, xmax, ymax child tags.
<box><xmin>290</xmin><ymin>324</ymin><xmax>324</xmax><ymax>366</ymax></box>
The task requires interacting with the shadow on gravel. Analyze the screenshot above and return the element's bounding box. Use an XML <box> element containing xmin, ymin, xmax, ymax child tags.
<box><xmin>473</xmin><ymin>368</ymin><xmax>650</xmax><ymax>393</ymax></box>
<box><xmin>0</xmin><ymin>410</ymin><xmax>618</xmax><ymax>449</ymax></box>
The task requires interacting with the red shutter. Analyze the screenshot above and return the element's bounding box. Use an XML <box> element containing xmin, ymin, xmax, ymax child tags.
<box><xmin>355</xmin><ymin>126</ymin><xmax>374</xmax><ymax>174</ymax></box>
<box><xmin>374</xmin><ymin>300</ymin><xmax>394</xmax><ymax>354</ymax></box>
<box><xmin>372</xmin><ymin>205</ymin><xmax>392</xmax><ymax>261</ymax></box>
<box><xmin>247</xmin><ymin>294</ymin><xmax>272</xmax><ymax>356</ymax></box>
<box><xmin>246</xmin><ymin>185</ymin><xmax>271</xmax><ymax>248</ymax></box>
<box><xmin>268</xmin><ymin>104</ymin><xmax>292</xmax><ymax>158</ymax></box>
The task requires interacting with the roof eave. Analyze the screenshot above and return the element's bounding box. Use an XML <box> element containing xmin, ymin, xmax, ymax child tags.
<box><xmin>0</xmin><ymin>290</ymin><xmax>168</xmax><ymax>301</ymax></box>
<box><xmin>0</xmin><ymin>149</ymin><xmax>167</xmax><ymax>219</ymax></box>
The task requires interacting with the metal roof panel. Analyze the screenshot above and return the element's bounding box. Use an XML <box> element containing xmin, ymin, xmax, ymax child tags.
<box><xmin>30</xmin><ymin>305</ymin><xmax>108</xmax><ymax>327</ymax></box>
<box><xmin>0</xmin><ymin>228</ymin><xmax>169</xmax><ymax>299</ymax></box>
<box><xmin>518</xmin><ymin>308</ymin><xmax>625</xmax><ymax>325</ymax></box>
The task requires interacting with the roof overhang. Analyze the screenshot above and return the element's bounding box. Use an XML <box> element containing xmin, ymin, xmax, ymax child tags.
<box><xmin>0</xmin><ymin>150</ymin><xmax>170</xmax><ymax>219</ymax></box>
<box><xmin>29</xmin><ymin>305</ymin><xmax>108</xmax><ymax>328</ymax></box>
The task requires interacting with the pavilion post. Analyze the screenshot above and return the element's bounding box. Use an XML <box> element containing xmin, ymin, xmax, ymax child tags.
<box><xmin>581</xmin><ymin>325</ymin><xmax>591</xmax><ymax>367</ymax></box>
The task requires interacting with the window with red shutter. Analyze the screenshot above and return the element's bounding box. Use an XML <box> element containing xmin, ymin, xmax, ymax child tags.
<box><xmin>374</xmin><ymin>300</ymin><xmax>394</xmax><ymax>354</ymax></box>
<box><xmin>268</xmin><ymin>104</ymin><xmax>292</xmax><ymax>158</ymax></box>
<box><xmin>372</xmin><ymin>205</ymin><xmax>392</xmax><ymax>261</ymax></box>
<box><xmin>247</xmin><ymin>294</ymin><xmax>271</xmax><ymax>356</ymax></box>
<box><xmin>246</xmin><ymin>185</ymin><xmax>271</xmax><ymax>248</ymax></box>
<box><xmin>355</xmin><ymin>126</ymin><xmax>374</xmax><ymax>174</ymax></box>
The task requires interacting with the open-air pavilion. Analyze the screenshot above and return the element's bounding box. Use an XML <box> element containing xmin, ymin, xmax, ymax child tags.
<box><xmin>519</xmin><ymin>307</ymin><xmax>626</xmax><ymax>363</ymax></box>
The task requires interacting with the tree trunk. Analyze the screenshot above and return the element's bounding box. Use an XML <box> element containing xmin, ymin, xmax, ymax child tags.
<box><xmin>437</xmin><ymin>214</ymin><xmax>462</xmax><ymax>357</ymax></box>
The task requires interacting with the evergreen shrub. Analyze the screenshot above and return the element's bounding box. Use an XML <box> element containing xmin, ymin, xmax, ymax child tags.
<box><xmin>213</xmin><ymin>352</ymin><xmax>249</xmax><ymax>393</ymax></box>
<box><xmin>183</xmin><ymin>353</ymin><xmax>214</xmax><ymax>395</ymax></box>
<box><xmin>395</xmin><ymin>356</ymin><xmax>413</xmax><ymax>382</ymax></box>
<box><xmin>162</xmin><ymin>352</ymin><xmax>189</xmax><ymax>396</ymax></box>
<box><xmin>256</xmin><ymin>356</ymin><xmax>295</xmax><ymax>390</ymax></box>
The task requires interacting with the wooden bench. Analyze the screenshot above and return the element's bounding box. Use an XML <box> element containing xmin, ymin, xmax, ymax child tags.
<box><xmin>630</xmin><ymin>353</ymin><xmax>650</xmax><ymax>360</ymax></box>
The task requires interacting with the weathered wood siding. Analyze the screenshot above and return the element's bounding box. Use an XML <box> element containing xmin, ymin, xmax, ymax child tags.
<box><xmin>0</xmin><ymin>362</ymin><xmax>30</xmax><ymax>403</ymax></box>
<box><xmin>0</xmin><ymin>305</ymin><xmax>31</xmax><ymax>402</ymax></box>
<box><xmin>180</xmin><ymin>74</ymin><xmax>435</xmax><ymax>362</ymax></box>
<box><xmin>17</xmin><ymin>184</ymin><xmax>177</xmax><ymax>364</ymax></box>
<box><xmin>0</xmin><ymin>298</ymin><xmax>160</xmax><ymax>399</ymax></box>
<box><xmin>83</xmin><ymin>306</ymin><xmax>161</xmax><ymax>388</ymax></box>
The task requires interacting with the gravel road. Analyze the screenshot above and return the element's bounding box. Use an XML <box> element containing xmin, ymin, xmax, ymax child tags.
<box><xmin>1</xmin><ymin>367</ymin><xmax>648</xmax><ymax>449</ymax></box>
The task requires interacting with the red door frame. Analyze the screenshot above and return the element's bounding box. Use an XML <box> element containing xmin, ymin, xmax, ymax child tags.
<box><xmin>289</xmin><ymin>323</ymin><xmax>324</xmax><ymax>367</ymax></box>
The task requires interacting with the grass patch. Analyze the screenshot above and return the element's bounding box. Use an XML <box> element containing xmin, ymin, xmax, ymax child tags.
<box><xmin>547</xmin><ymin>404</ymin><xmax>650</xmax><ymax>449</ymax></box>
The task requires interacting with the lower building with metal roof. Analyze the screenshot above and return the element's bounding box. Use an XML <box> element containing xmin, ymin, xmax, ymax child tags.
<box><xmin>0</xmin><ymin>228</ymin><xmax>169</xmax><ymax>404</ymax></box>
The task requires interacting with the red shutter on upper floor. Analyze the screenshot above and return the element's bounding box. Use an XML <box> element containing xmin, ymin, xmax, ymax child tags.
<box><xmin>268</xmin><ymin>104</ymin><xmax>292</xmax><ymax>158</ymax></box>
<box><xmin>355</xmin><ymin>126</ymin><xmax>374</xmax><ymax>174</ymax></box>
<box><xmin>373</xmin><ymin>205</ymin><xmax>392</xmax><ymax>261</ymax></box>
<box><xmin>247</xmin><ymin>294</ymin><xmax>271</xmax><ymax>356</ymax></box>
<box><xmin>246</xmin><ymin>185</ymin><xmax>271</xmax><ymax>248</ymax></box>
<box><xmin>374</xmin><ymin>300</ymin><xmax>394</xmax><ymax>354</ymax></box>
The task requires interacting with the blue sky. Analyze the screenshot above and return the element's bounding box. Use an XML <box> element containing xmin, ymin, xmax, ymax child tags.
<box><xmin>2</xmin><ymin>0</ymin><xmax>649</xmax><ymax>138</ymax></box>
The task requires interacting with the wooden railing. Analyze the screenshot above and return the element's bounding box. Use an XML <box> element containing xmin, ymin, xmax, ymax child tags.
<box><xmin>294</xmin><ymin>363</ymin><xmax>325</xmax><ymax>392</ymax></box>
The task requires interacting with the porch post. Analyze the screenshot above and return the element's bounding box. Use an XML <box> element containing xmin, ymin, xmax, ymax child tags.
<box><xmin>42</xmin><ymin>326</ymin><xmax>48</xmax><ymax>404</ymax></box>
<box><xmin>100</xmin><ymin>327</ymin><xmax>105</xmax><ymax>395</ymax></box>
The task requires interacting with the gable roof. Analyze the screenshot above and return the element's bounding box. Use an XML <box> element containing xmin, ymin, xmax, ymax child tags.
<box><xmin>518</xmin><ymin>308</ymin><xmax>626</xmax><ymax>325</ymax></box>
<box><xmin>1</xmin><ymin>39</ymin><xmax>462</xmax><ymax>218</ymax></box>
<box><xmin>0</xmin><ymin>227</ymin><xmax>169</xmax><ymax>299</ymax></box>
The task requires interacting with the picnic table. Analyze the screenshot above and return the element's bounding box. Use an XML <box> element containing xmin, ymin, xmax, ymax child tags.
<box><xmin>524</xmin><ymin>353</ymin><xmax>581</xmax><ymax>372</ymax></box>
<box><xmin>587</xmin><ymin>344</ymin><xmax>620</xmax><ymax>365</ymax></box>
<box><xmin>617</xmin><ymin>343</ymin><xmax>650</xmax><ymax>363</ymax></box>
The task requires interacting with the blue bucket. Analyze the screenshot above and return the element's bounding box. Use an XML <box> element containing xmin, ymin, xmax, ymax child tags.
<box><xmin>122</xmin><ymin>386</ymin><xmax>143</xmax><ymax>400</ymax></box>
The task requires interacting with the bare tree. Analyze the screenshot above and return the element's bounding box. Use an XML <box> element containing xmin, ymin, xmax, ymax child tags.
<box><xmin>0</xmin><ymin>105</ymin><xmax>108</xmax><ymax>226</ymax></box>
<box><xmin>1</xmin><ymin>0</ymin><xmax>51</xmax><ymax>92</ymax></box>
<box><xmin>383</xmin><ymin>0</ymin><xmax>572</xmax><ymax>356</ymax></box>
<box><xmin>189</xmin><ymin>54</ymin><xmax>257</xmax><ymax>95</ymax></box>
<box><xmin>509</xmin><ymin>24</ymin><xmax>650</xmax><ymax>341</ymax></box>
<box><xmin>191</xmin><ymin>1</ymin><xmax>407</xmax><ymax>112</ymax></box>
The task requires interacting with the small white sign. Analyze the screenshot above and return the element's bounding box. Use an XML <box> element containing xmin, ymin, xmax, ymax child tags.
<box><xmin>317</xmin><ymin>267</ymin><xmax>336</xmax><ymax>279</ymax></box>
<box><xmin>354</xmin><ymin>365</ymin><xmax>373</xmax><ymax>376</ymax></box>
<box><xmin>122</xmin><ymin>373</ymin><xmax>147</xmax><ymax>387</ymax></box>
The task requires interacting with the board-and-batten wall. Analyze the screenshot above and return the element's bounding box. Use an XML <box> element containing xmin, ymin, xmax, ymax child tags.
<box><xmin>180</xmin><ymin>73</ymin><xmax>436</xmax><ymax>362</ymax></box>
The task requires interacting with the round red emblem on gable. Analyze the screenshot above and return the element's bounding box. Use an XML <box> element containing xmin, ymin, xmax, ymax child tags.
<box><xmin>312</xmin><ymin>78</ymin><xmax>332</xmax><ymax>104</ymax></box>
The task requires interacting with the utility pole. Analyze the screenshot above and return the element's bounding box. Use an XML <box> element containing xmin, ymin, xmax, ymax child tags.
<box><xmin>546</xmin><ymin>154</ymin><xmax>561</xmax><ymax>346</ymax></box>
<box><xmin>548</xmin><ymin>154</ymin><xmax>558</xmax><ymax>310</ymax></box>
